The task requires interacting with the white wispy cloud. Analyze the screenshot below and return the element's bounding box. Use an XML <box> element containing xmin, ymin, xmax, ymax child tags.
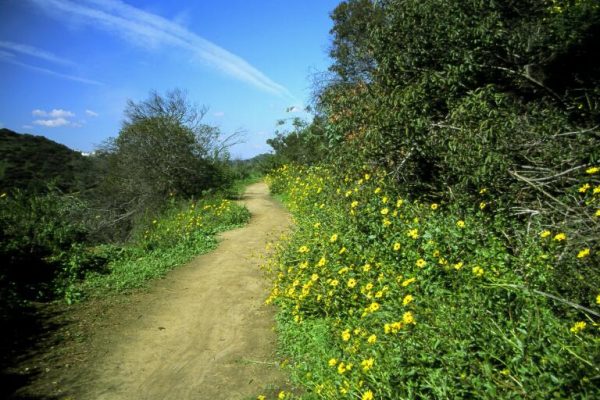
<box><xmin>28</xmin><ymin>0</ymin><xmax>292</xmax><ymax>97</ymax></box>
<box><xmin>85</xmin><ymin>109</ymin><xmax>99</xmax><ymax>117</ymax></box>
<box><xmin>33</xmin><ymin>117</ymin><xmax>70</xmax><ymax>127</ymax></box>
<box><xmin>0</xmin><ymin>40</ymin><xmax>75</xmax><ymax>66</ymax></box>
<box><xmin>0</xmin><ymin>53</ymin><xmax>103</xmax><ymax>86</ymax></box>
<box><xmin>32</xmin><ymin>108</ymin><xmax>75</xmax><ymax>118</ymax></box>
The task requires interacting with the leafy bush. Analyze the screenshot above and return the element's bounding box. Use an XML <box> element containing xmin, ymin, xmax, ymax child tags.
<box><xmin>317</xmin><ymin>0</ymin><xmax>600</xmax><ymax>211</ymax></box>
<box><xmin>92</xmin><ymin>89</ymin><xmax>237</xmax><ymax>242</ymax></box>
<box><xmin>81</xmin><ymin>197</ymin><xmax>250</xmax><ymax>295</ymax></box>
<box><xmin>0</xmin><ymin>190</ymin><xmax>99</xmax><ymax>302</ymax></box>
<box><xmin>265</xmin><ymin>164</ymin><xmax>599</xmax><ymax>399</ymax></box>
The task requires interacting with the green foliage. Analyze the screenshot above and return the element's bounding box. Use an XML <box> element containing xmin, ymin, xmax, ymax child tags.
<box><xmin>82</xmin><ymin>197</ymin><xmax>250</xmax><ymax>295</ymax></box>
<box><xmin>0</xmin><ymin>90</ymin><xmax>251</xmax><ymax>307</ymax></box>
<box><xmin>0</xmin><ymin>128</ymin><xmax>96</xmax><ymax>194</ymax></box>
<box><xmin>265</xmin><ymin>164</ymin><xmax>599</xmax><ymax>399</ymax></box>
<box><xmin>318</xmin><ymin>0</ymin><xmax>600</xmax><ymax>211</ymax></box>
<box><xmin>266</xmin><ymin>116</ymin><xmax>327</xmax><ymax>167</ymax></box>
<box><xmin>0</xmin><ymin>189</ymin><xmax>94</xmax><ymax>301</ymax></box>
<box><xmin>0</xmin><ymin>189</ymin><xmax>250</xmax><ymax>306</ymax></box>
<box><xmin>94</xmin><ymin>89</ymin><xmax>235</xmax><ymax>241</ymax></box>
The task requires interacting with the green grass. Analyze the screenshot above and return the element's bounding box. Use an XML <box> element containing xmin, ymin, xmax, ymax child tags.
<box><xmin>79</xmin><ymin>196</ymin><xmax>250</xmax><ymax>298</ymax></box>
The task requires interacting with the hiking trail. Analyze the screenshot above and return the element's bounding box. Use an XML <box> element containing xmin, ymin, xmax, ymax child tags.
<box><xmin>69</xmin><ymin>182</ymin><xmax>290</xmax><ymax>399</ymax></box>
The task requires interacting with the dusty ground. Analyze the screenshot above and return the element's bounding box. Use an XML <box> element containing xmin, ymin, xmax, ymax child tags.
<box><xmin>4</xmin><ymin>182</ymin><xmax>292</xmax><ymax>400</ymax></box>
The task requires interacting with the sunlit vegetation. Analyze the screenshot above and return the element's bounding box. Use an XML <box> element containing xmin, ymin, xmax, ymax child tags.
<box><xmin>261</xmin><ymin>0</ymin><xmax>599</xmax><ymax>398</ymax></box>
<box><xmin>265</xmin><ymin>164</ymin><xmax>598</xmax><ymax>399</ymax></box>
<box><xmin>0</xmin><ymin>89</ymin><xmax>250</xmax><ymax>310</ymax></box>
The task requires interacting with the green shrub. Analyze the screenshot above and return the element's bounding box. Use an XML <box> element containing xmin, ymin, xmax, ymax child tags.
<box><xmin>265</xmin><ymin>164</ymin><xmax>599</xmax><ymax>399</ymax></box>
<box><xmin>0</xmin><ymin>190</ymin><xmax>93</xmax><ymax>301</ymax></box>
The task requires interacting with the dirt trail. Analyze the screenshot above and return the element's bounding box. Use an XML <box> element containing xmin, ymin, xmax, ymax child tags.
<box><xmin>73</xmin><ymin>182</ymin><xmax>290</xmax><ymax>399</ymax></box>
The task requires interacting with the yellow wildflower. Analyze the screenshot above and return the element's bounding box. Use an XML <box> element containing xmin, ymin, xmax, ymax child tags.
<box><xmin>586</xmin><ymin>167</ymin><xmax>599</xmax><ymax>174</ymax></box>
<box><xmin>341</xmin><ymin>329</ymin><xmax>351</xmax><ymax>341</ymax></box>
<box><xmin>408</xmin><ymin>229</ymin><xmax>419</xmax><ymax>239</ymax></box>
<box><xmin>596</xmin><ymin>209</ymin><xmax>600</xmax><ymax>217</ymax></box>
<box><xmin>579</xmin><ymin>183</ymin><xmax>591</xmax><ymax>193</ymax></box>
<box><xmin>361</xmin><ymin>358</ymin><xmax>374</xmax><ymax>372</ymax></box>
<box><xmin>593</xmin><ymin>186</ymin><xmax>600</xmax><ymax>195</ymax></box>
<box><xmin>298</xmin><ymin>245</ymin><xmax>309</xmax><ymax>253</ymax></box>
<box><xmin>472</xmin><ymin>266</ymin><xmax>484</xmax><ymax>277</ymax></box>
<box><xmin>570</xmin><ymin>321</ymin><xmax>586</xmax><ymax>334</ymax></box>
<box><xmin>369</xmin><ymin>302</ymin><xmax>380</xmax><ymax>312</ymax></box>
<box><xmin>390</xmin><ymin>321</ymin><xmax>403</xmax><ymax>333</ymax></box>
<box><xmin>330</xmin><ymin>279</ymin><xmax>339</xmax><ymax>287</ymax></box>
<box><xmin>480</xmin><ymin>201</ymin><xmax>487</xmax><ymax>210</ymax></box>
<box><xmin>382</xmin><ymin>196</ymin><xmax>389</xmax><ymax>204</ymax></box>
<box><xmin>339</xmin><ymin>246</ymin><xmax>347</xmax><ymax>255</ymax></box>
<box><xmin>365</xmin><ymin>173</ymin><xmax>371</xmax><ymax>180</ymax></box>
<box><xmin>596</xmin><ymin>294</ymin><xmax>600</xmax><ymax>305</ymax></box>
<box><xmin>553</xmin><ymin>233</ymin><xmax>566</xmax><ymax>241</ymax></box>
<box><xmin>401</xmin><ymin>277</ymin><xmax>416</xmax><ymax>287</ymax></box>
<box><xmin>317</xmin><ymin>257</ymin><xmax>327</xmax><ymax>267</ymax></box>
<box><xmin>577</xmin><ymin>248</ymin><xmax>590</xmax><ymax>258</ymax></box>
<box><xmin>457</xmin><ymin>220</ymin><xmax>465</xmax><ymax>228</ymax></box>
<box><xmin>403</xmin><ymin>311</ymin><xmax>415</xmax><ymax>324</ymax></box>
<box><xmin>479</xmin><ymin>188</ymin><xmax>487</xmax><ymax>194</ymax></box>
<box><xmin>351</xmin><ymin>200</ymin><xmax>359</xmax><ymax>208</ymax></box>
<box><xmin>314</xmin><ymin>222</ymin><xmax>321</xmax><ymax>228</ymax></box>
<box><xmin>403</xmin><ymin>294</ymin><xmax>414</xmax><ymax>305</ymax></box>
<box><xmin>416</xmin><ymin>258</ymin><xmax>427</xmax><ymax>268</ymax></box>
<box><xmin>362</xmin><ymin>390</ymin><xmax>374</xmax><ymax>400</ymax></box>
<box><xmin>367</xmin><ymin>334</ymin><xmax>377</xmax><ymax>344</ymax></box>
<box><xmin>347</xmin><ymin>278</ymin><xmax>357</xmax><ymax>288</ymax></box>
<box><xmin>453</xmin><ymin>262</ymin><xmax>464</xmax><ymax>270</ymax></box>
<box><xmin>374</xmin><ymin>187</ymin><xmax>381</xmax><ymax>194</ymax></box>
<box><xmin>363</xmin><ymin>264</ymin><xmax>371</xmax><ymax>272</ymax></box>
<box><xmin>383</xmin><ymin>218</ymin><xmax>391</xmax><ymax>226</ymax></box>
<box><xmin>540</xmin><ymin>230</ymin><xmax>551</xmax><ymax>238</ymax></box>
<box><xmin>328</xmin><ymin>358</ymin><xmax>337</xmax><ymax>367</ymax></box>
<box><xmin>381</xmin><ymin>208</ymin><xmax>389</xmax><ymax>215</ymax></box>
<box><xmin>278</xmin><ymin>391</ymin><xmax>286</xmax><ymax>399</ymax></box>
<box><xmin>431</xmin><ymin>203</ymin><xmax>438</xmax><ymax>210</ymax></box>
<box><xmin>396</xmin><ymin>199</ymin><xmax>404</xmax><ymax>207</ymax></box>
<box><xmin>257</xmin><ymin>395</ymin><xmax>266</xmax><ymax>400</ymax></box>
<box><xmin>393</xmin><ymin>242</ymin><xmax>401</xmax><ymax>251</ymax></box>
<box><xmin>311</xmin><ymin>273</ymin><xmax>319</xmax><ymax>281</ymax></box>
<box><xmin>330</xmin><ymin>233</ymin><xmax>338</xmax><ymax>242</ymax></box>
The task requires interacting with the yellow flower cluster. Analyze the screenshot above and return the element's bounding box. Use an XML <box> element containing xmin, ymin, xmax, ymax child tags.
<box><xmin>263</xmin><ymin>163</ymin><xmax>597</xmax><ymax>400</ymax></box>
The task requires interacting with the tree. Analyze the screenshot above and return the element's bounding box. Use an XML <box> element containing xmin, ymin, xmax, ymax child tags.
<box><xmin>266</xmin><ymin>116</ymin><xmax>327</xmax><ymax>166</ymax></box>
<box><xmin>96</xmin><ymin>89</ymin><xmax>233</xmax><ymax>239</ymax></box>
<box><xmin>328</xmin><ymin>0</ymin><xmax>383</xmax><ymax>83</ymax></box>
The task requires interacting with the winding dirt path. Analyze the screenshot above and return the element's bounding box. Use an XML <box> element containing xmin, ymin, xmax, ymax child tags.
<box><xmin>73</xmin><ymin>182</ymin><xmax>290</xmax><ymax>399</ymax></box>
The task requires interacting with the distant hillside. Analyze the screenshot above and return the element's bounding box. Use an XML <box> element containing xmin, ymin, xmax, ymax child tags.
<box><xmin>0</xmin><ymin>128</ymin><xmax>95</xmax><ymax>193</ymax></box>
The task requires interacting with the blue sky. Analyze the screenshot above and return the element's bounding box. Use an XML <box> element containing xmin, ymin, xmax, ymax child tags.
<box><xmin>0</xmin><ymin>0</ymin><xmax>339</xmax><ymax>158</ymax></box>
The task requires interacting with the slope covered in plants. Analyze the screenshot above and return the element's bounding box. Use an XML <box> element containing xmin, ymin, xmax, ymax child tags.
<box><xmin>263</xmin><ymin>0</ymin><xmax>599</xmax><ymax>398</ymax></box>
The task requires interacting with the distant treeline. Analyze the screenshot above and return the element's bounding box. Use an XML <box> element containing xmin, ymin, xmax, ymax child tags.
<box><xmin>0</xmin><ymin>128</ymin><xmax>97</xmax><ymax>194</ymax></box>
